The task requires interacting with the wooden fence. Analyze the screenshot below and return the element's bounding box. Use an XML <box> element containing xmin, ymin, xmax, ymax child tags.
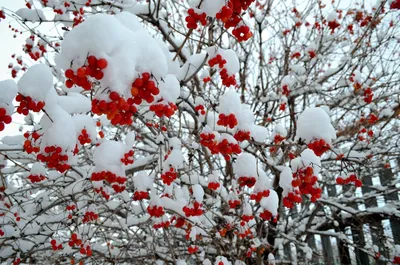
<box><xmin>274</xmin><ymin>163</ymin><xmax>400</xmax><ymax>265</ymax></box>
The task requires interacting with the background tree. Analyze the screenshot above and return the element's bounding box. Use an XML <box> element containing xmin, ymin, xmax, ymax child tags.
<box><xmin>0</xmin><ymin>0</ymin><xmax>399</xmax><ymax>264</ymax></box>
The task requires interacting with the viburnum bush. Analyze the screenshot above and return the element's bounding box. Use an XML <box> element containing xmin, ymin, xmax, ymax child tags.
<box><xmin>0</xmin><ymin>0</ymin><xmax>399</xmax><ymax>265</ymax></box>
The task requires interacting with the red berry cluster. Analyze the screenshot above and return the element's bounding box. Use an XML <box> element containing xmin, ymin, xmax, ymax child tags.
<box><xmin>37</xmin><ymin>146</ymin><xmax>70</xmax><ymax>173</ymax></box>
<box><xmin>207</xmin><ymin>182</ymin><xmax>220</xmax><ymax>191</ymax></box>
<box><xmin>130</xmin><ymin>72</ymin><xmax>159</xmax><ymax>104</ymax></box>
<box><xmin>147</xmin><ymin>205</ymin><xmax>165</xmax><ymax>218</ymax></box>
<box><xmin>133</xmin><ymin>190</ymin><xmax>149</xmax><ymax>201</ymax></box>
<box><xmin>336</xmin><ymin>174</ymin><xmax>362</xmax><ymax>187</ymax></box>
<box><xmin>79</xmin><ymin>245</ymin><xmax>93</xmax><ymax>257</ymax></box>
<box><xmin>72</xmin><ymin>7</ymin><xmax>85</xmax><ymax>27</ymax></box>
<box><xmin>0</xmin><ymin>229</ymin><xmax>4</xmax><ymax>236</ymax></box>
<box><xmin>12</xmin><ymin>258</ymin><xmax>21</xmax><ymax>265</ymax></box>
<box><xmin>16</xmin><ymin>93</ymin><xmax>45</xmax><ymax>115</ymax></box>
<box><xmin>188</xmin><ymin>245</ymin><xmax>199</xmax><ymax>254</ymax></box>
<box><xmin>183</xmin><ymin>202</ymin><xmax>203</xmax><ymax>217</ymax></box>
<box><xmin>237</xmin><ymin>176</ymin><xmax>256</xmax><ymax>188</ymax></box>
<box><xmin>292</xmin><ymin>166</ymin><xmax>321</xmax><ymax>202</ymax></box>
<box><xmin>232</xmin><ymin>25</ymin><xmax>253</xmax><ymax>42</ymax></box>
<box><xmin>241</xmin><ymin>214</ymin><xmax>254</xmax><ymax>223</ymax></box>
<box><xmin>161</xmin><ymin>167</ymin><xmax>178</xmax><ymax>185</ymax></box>
<box><xmin>14</xmin><ymin>212</ymin><xmax>21</xmax><ymax>222</ymax></box>
<box><xmin>65</xmin><ymin>56</ymin><xmax>108</xmax><ymax>90</ymax></box>
<box><xmin>153</xmin><ymin>220</ymin><xmax>170</xmax><ymax>229</ymax></box>
<box><xmin>0</xmin><ymin>10</ymin><xmax>6</xmax><ymax>20</ymax></box>
<box><xmin>82</xmin><ymin>211</ymin><xmax>98</xmax><ymax>223</ymax></box>
<box><xmin>391</xmin><ymin>0</ymin><xmax>400</xmax><ymax>9</ymax></box>
<box><xmin>23</xmin><ymin>131</ymin><xmax>41</xmax><ymax>154</ymax></box>
<box><xmin>220</xmin><ymin>68</ymin><xmax>237</xmax><ymax>87</ymax></box>
<box><xmin>149</xmin><ymin>101</ymin><xmax>177</xmax><ymax>118</ymax></box>
<box><xmin>90</xmin><ymin>171</ymin><xmax>126</xmax><ymax>193</ymax></box>
<box><xmin>0</xmin><ymin>108</ymin><xmax>12</xmax><ymax>131</ymax></box>
<box><xmin>121</xmin><ymin>150</ymin><xmax>134</xmax><ymax>165</ymax></box>
<box><xmin>228</xmin><ymin>199</ymin><xmax>241</xmax><ymax>209</ymax></box>
<box><xmin>215</xmin><ymin>0</ymin><xmax>255</xmax><ymax>41</ymax></box>
<box><xmin>195</xmin><ymin>105</ymin><xmax>206</xmax><ymax>115</ymax></box>
<box><xmin>327</xmin><ymin>19</ymin><xmax>340</xmax><ymax>33</ymax></box>
<box><xmin>68</xmin><ymin>233</ymin><xmax>82</xmax><ymax>247</ymax></box>
<box><xmin>200</xmin><ymin>132</ymin><xmax>217</xmax><ymax>151</ymax></box>
<box><xmin>208</xmin><ymin>54</ymin><xmax>227</xmax><ymax>68</ymax></box>
<box><xmin>394</xmin><ymin>256</ymin><xmax>400</xmax><ymax>264</ymax></box>
<box><xmin>92</xmin><ymin>91</ymin><xmax>137</xmax><ymax>126</ymax></box>
<box><xmin>363</xmin><ymin>87</ymin><xmax>373</xmax><ymax>104</ymax></box>
<box><xmin>78</xmin><ymin>129</ymin><xmax>91</xmax><ymax>145</ymax></box>
<box><xmin>27</xmin><ymin>174</ymin><xmax>46</xmax><ymax>183</ymax></box>
<box><xmin>217</xmin><ymin>139</ymin><xmax>242</xmax><ymax>161</ymax></box>
<box><xmin>217</xmin><ymin>113</ymin><xmax>238</xmax><ymax>129</ymax></box>
<box><xmin>250</xmin><ymin>190</ymin><xmax>270</xmax><ymax>203</ymax></box>
<box><xmin>283</xmin><ymin>191</ymin><xmax>302</xmax><ymax>208</ymax></box>
<box><xmin>274</xmin><ymin>134</ymin><xmax>286</xmax><ymax>144</ymax></box>
<box><xmin>234</xmin><ymin>130</ymin><xmax>251</xmax><ymax>142</ymax></box>
<box><xmin>259</xmin><ymin>209</ymin><xmax>273</xmax><ymax>221</ymax></box>
<box><xmin>367</xmin><ymin>113</ymin><xmax>378</xmax><ymax>124</ymax></box>
<box><xmin>50</xmin><ymin>239</ymin><xmax>63</xmax><ymax>251</ymax></box>
<box><xmin>185</xmin><ymin>8</ymin><xmax>207</xmax><ymax>29</ymax></box>
<box><xmin>94</xmin><ymin>187</ymin><xmax>110</xmax><ymax>200</ymax></box>
<box><xmin>307</xmin><ymin>139</ymin><xmax>330</xmax><ymax>156</ymax></box>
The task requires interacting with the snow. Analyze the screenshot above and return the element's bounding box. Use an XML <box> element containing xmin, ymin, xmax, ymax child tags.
<box><xmin>234</xmin><ymin>153</ymin><xmax>258</xmax><ymax>177</ymax></box>
<box><xmin>0</xmin><ymin>80</ymin><xmax>18</xmax><ymax>111</ymax></box>
<box><xmin>193</xmin><ymin>184</ymin><xmax>204</xmax><ymax>202</ymax></box>
<box><xmin>296</xmin><ymin>107</ymin><xmax>336</xmax><ymax>144</ymax></box>
<box><xmin>16</xmin><ymin>8</ymin><xmax>45</xmax><ymax>22</ymax></box>
<box><xmin>200</xmin><ymin>0</ymin><xmax>225</xmax><ymax>17</ymax></box>
<box><xmin>260</xmin><ymin>190</ymin><xmax>279</xmax><ymax>216</ymax></box>
<box><xmin>17</xmin><ymin>64</ymin><xmax>54</xmax><ymax>102</ymax></box>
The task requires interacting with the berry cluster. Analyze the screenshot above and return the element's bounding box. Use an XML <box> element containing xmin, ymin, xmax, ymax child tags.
<box><xmin>241</xmin><ymin>214</ymin><xmax>254</xmax><ymax>223</ymax></box>
<box><xmin>94</xmin><ymin>187</ymin><xmax>110</xmax><ymax>200</ymax></box>
<box><xmin>82</xmin><ymin>211</ymin><xmax>98</xmax><ymax>223</ymax></box>
<box><xmin>161</xmin><ymin>167</ymin><xmax>178</xmax><ymax>185</ymax></box>
<box><xmin>327</xmin><ymin>19</ymin><xmax>340</xmax><ymax>33</ymax></box>
<box><xmin>16</xmin><ymin>93</ymin><xmax>45</xmax><ymax>115</ymax></box>
<box><xmin>188</xmin><ymin>245</ymin><xmax>199</xmax><ymax>254</ymax></box>
<box><xmin>232</xmin><ymin>25</ymin><xmax>253</xmax><ymax>42</ymax></box>
<box><xmin>185</xmin><ymin>8</ymin><xmax>207</xmax><ymax>29</ymax></box>
<box><xmin>0</xmin><ymin>229</ymin><xmax>4</xmax><ymax>236</ymax></box>
<box><xmin>234</xmin><ymin>130</ymin><xmax>251</xmax><ymax>142</ymax></box>
<box><xmin>363</xmin><ymin>87</ymin><xmax>373</xmax><ymax>104</ymax></box>
<box><xmin>207</xmin><ymin>181</ymin><xmax>220</xmax><ymax>191</ymax></box>
<box><xmin>274</xmin><ymin>134</ymin><xmax>285</xmax><ymax>144</ymax></box>
<box><xmin>215</xmin><ymin>0</ymin><xmax>255</xmax><ymax>41</ymax></box>
<box><xmin>292</xmin><ymin>166</ymin><xmax>321</xmax><ymax>202</ymax></box>
<box><xmin>394</xmin><ymin>256</ymin><xmax>400</xmax><ymax>264</ymax></box>
<box><xmin>259</xmin><ymin>209</ymin><xmax>273</xmax><ymax>221</ymax></box>
<box><xmin>78</xmin><ymin>129</ymin><xmax>91</xmax><ymax>145</ymax></box>
<box><xmin>217</xmin><ymin>113</ymin><xmax>238</xmax><ymax>129</ymax></box>
<box><xmin>68</xmin><ymin>233</ymin><xmax>82</xmax><ymax>247</ymax></box>
<box><xmin>0</xmin><ymin>108</ymin><xmax>12</xmax><ymax>131</ymax></box>
<box><xmin>50</xmin><ymin>239</ymin><xmax>63</xmax><ymax>251</ymax></box>
<box><xmin>147</xmin><ymin>205</ymin><xmax>165</xmax><ymax>218</ymax></box>
<box><xmin>220</xmin><ymin>68</ymin><xmax>237</xmax><ymax>86</ymax></box>
<box><xmin>27</xmin><ymin>174</ymin><xmax>46</xmax><ymax>183</ymax></box>
<box><xmin>336</xmin><ymin>174</ymin><xmax>362</xmax><ymax>187</ymax></box>
<box><xmin>90</xmin><ymin>171</ymin><xmax>127</xmax><ymax>193</ymax></box>
<box><xmin>37</xmin><ymin>146</ymin><xmax>70</xmax><ymax>173</ymax></box>
<box><xmin>121</xmin><ymin>150</ymin><xmax>134</xmax><ymax>165</ymax></box>
<box><xmin>183</xmin><ymin>202</ymin><xmax>203</xmax><ymax>217</ymax></box>
<box><xmin>149</xmin><ymin>101</ymin><xmax>177</xmax><ymax>118</ymax></box>
<box><xmin>79</xmin><ymin>245</ymin><xmax>93</xmax><ymax>257</ymax></box>
<box><xmin>131</xmin><ymin>72</ymin><xmax>160</xmax><ymax>104</ymax></box>
<box><xmin>208</xmin><ymin>54</ymin><xmax>227</xmax><ymax>68</ymax></box>
<box><xmin>65</xmin><ymin>56</ymin><xmax>108</xmax><ymax>89</ymax></box>
<box><xmin>250</xmin><ymin>190</ymin><xmax>270</xmax><ymax>203</ymax></box>
<box><xmin>195</xmin><ymin>105</ymin><xmax>206</xmax><ymax>115</ymax></box>
<box><xmin>23</xmin><ymin>131</ymin><xmax>41</xmax><ymax>154</ymax></box>
<box><xmin>217</xmin><ymin>139</ymin><xmax>242</xmax><ymax>161</ymax></box>
<box><xmin>307</xmin><ymin>139</ymin><xmax>330</xmax><ymax>156</ymax></box>
<box><xmin>133</xmin><ymin>190</ymin><xmax>149</xmax><ymax>201</ymax></box>
<box><xmin>282</xmin><ymin>191</ymin><xmax>302</xmax><ymax>208</ymax></box>
<box><xmin>92</xmin><ymin>91</ymin><xmax>137</xmax><ymax>126</ymax></box>
<box><xmin>0</xmin><ymin>10</ymin><xmax>6</xmax><ymax>21</ymax></box>
<box><xmin>228</xmin><ymin>199</ymin><xmax>241</xmax><ymax>209</ymax></box>
<box><xmin>391</xmin><ymin>0</ymin><xmax>400</xmax><ymax>9</ymax></box>
<box><xmin>237</xmin><ymin>176</ymin><xmax>256</xmax><ymax>188</ymax></box>
<box><xmin>153</xmin><ymin>220</ymin><xmax>170</xmax><ymax>229</ymax></box>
